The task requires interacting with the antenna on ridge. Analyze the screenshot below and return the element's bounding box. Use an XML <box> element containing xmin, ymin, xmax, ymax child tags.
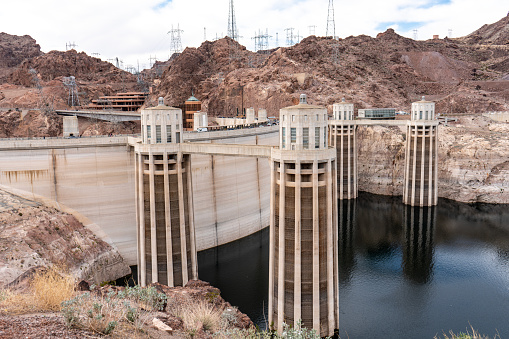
<box><xmin>326</xmin><ymin>0</ymin><xmax>335</xmax><ymax>38</ymax></box>
<box><xmin>168</xmin><ymin>24</ymin><xmax>184</xmax><ymax>56</ymax></box>
<box><xmin>227</xmin><ymin>0</ymin><xmax>239</xmax><ymax>41</ymax></box>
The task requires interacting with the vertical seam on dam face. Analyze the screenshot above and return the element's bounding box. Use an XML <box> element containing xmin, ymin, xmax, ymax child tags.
<box><xmin>51</xmin><ymin>149</ymin><xmax>58</xmax><ymax>202</ymax></box>
<box><xmin>210</xmin><ymin>154</ymin><xmax>219</xmax><ymax>248</ymax></box>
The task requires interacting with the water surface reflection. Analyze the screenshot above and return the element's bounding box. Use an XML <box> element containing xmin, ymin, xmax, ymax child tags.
<box><xmin>199</xmin><ymin>193</ymin><xmax>509</xmax><ymax>337</ymax></box>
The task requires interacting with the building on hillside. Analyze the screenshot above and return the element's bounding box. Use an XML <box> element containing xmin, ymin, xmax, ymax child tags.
<box><xmin>86</xmin><ymin>92</ymin><xmax>148</xmax><ymax>112</ymax></box>
<box><xmin>182</xmin><ymin>95</ymin><xmax>202</xmax><ymax>131</ymax></box>
<box><xmin>357</xmin><ymin>108</ymin><xmax>396</xmax><ymax>120</ymax></box>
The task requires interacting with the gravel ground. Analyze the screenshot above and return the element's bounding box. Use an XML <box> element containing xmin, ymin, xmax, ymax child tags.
<box><xmin>0</xmin><ymin>313</ymin><xmax>100</xmax><ymax>338</ymax></box>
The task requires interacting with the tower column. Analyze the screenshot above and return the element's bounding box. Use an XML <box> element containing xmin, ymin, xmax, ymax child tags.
<box><xmin>403</xmin><ymin>97</ymin><xmax>439</xmax><ymax>206</ymax></box>
<box><xmin>270</xmin><ymin>94</ymin><xmax>339</xmax><ymax>337</ymax></box>
<box><xmin>329</xmin><ymin>98</ymin><xmax>357</xmax><ymax>200</ymax></box>
<box><xmin>135</xmin><ymin>97</ymin><xmax>197</xmax><ymax>287</ymax></box>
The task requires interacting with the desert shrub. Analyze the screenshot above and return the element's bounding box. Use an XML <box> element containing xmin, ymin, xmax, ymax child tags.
<box><xmin>61</xmin><ymin>291</ymin><xmax>122</xmax><ymax>334</ymax></box>
<box><xmin>214</xmin><ymin>320</ymin><xmax>325</xmax><ymax>339</ymax></box>
<box><xmin>280</xmin><ymin>320</ymin><xmax>322</xmax><ymax>339</ymax></box>
<box><xmin>61</xmin><ymin>285</ymin><xmax>167</xmax><ymax>335</ymax></box>
<box><xmin>116</xmin><ymin>284</ymin><xmax>166</xmax><ymax>311</ymax></box>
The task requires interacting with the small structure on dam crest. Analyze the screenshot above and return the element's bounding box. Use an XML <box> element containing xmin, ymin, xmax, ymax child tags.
<box><xmin>135</xmin><ymin>97</ymin><xmax>198</xmax><ymax>287</ymax></box>
<box><xmin>269</xmin><ymin>94</ymin><xmax>339</xmax><ymax>337</ymax></box>
<box><xmin>403</xmin><ymin>97</ymin><xmax>439</xmax><ymax>206</ymax></box>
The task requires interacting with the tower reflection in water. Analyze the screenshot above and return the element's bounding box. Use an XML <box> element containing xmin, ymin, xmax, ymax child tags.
<box><xmin>402</xmin><ymin>205</ymin><xmax>436</xmax><ymax>284</ymax></box>
<box><xmin>338</xmin><ymin>199</ymin><xmax>356</xmax><ymax>285</ymax></box>
<box><xmin>338</xmin><ymin>198</ymin><xmax>437</xmax><ymax>285</ymax></box>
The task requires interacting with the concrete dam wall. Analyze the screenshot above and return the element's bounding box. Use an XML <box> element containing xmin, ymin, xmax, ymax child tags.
<box><xmin>0</xmin><ymin>127</ymin><xmax>279</xmax><ymax>265</ymax></box>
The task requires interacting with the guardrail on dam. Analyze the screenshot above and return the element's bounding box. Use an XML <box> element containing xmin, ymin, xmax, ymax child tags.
<box><xmin>0</xmin><ymin>126</ymin><xmax>279</xmax><ymax>265</ymax></box>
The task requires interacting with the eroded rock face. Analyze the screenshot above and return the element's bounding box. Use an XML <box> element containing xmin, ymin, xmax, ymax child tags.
<box><xmin>459</xmin><ymin>12</ymin><xmax>509</xmax><ymax>45</ymax></box>
<box><xmin>0</xmin><ymin>33</ymin><xmax>42</xmax><ymax>80</ymax></box>
<box><xmin>0</xmin><ymin>188</ymin><xmax>131</xmax><ymax>287</ymax></box>
<box><xmin>357</xmin><ymin>116</ymin><xmax>509</xmax><ymax>204</ymax></box>
<box><xmin>8</xmin><ymin>50</ymin><xmax>136</xmax><ymax>87</ymax></box>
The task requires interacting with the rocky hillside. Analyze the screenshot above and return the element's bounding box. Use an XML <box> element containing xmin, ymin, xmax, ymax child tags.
<box><xmin>0</xmin><ymin>33</ymin><xmax>42</xmax><ymax>80</ymax></box>
<box><xmin>0</xmin><ymin>187</ymin><xmax>131</xmax><ymax>287</ymax></box>
<box><xmin>8</xmin><ymin>49</ymin><xmax>136</xmax><ymax>87</ymax></box>
<box><xmin>154</xmin><ymin>14</ymin><xmax>509</xmax><ymax>117</ymax></box>
<box><xmin>460</xmin><ymin>12</ymin><xmax>509</xmax><ymax>45</ymax></box>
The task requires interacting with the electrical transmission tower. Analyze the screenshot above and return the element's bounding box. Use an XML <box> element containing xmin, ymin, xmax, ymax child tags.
<box><xmin>326</xmin><ymin>0</ymin><xmax>335</xmax><ymax>38</ymax></box>
<box><xmin>63</xmin><ymin>76</ymin><xmax>80</xmax><ymax>107</ymax></box>
<box><xmin>252</xmin><ymin>29</ymin><xmax>272</xmax><ymax>52</ymax></box>
<box><xmin>413</xmin><ymin>29</ymin><xmax>418</xmax><ymax>40</ymax></box>
<box><xmin>29</xmin><ymin>68</ymin><xmax>53</xmax><ymax>113</ymax></box>
<box><xmin>285</xmin><ymin>28</ymin><xmax>296</xmax><ymax>46</ymax></box>
<box><xmin>325</xmin><ymin>0</ymin><xmax>340</xmax><ymax>64</ymax></box>
<box><xmin>66</xmin><ymin>42</ymin><xmax>77</xmax><ymax>51</ymax></box>
<box><xmin>149</xmin><ymin>55</ymin><xmax>158</xmax><ymax>68</ymax></box>
<box><xmin>448</xmin><ymin>29</ymin><xmax>453</xmax><ymax>38</ymax></box>
<box><xmin>227</xmin><ymin>0</ymin><xmax>239</xmax><ymax>41</ymax></box>
<box><xmin>168</xmin><ymin>24</ymin><xmax>184</xmax><ymax>55</ymax></box>
<box><xmin>309</xmin><ymin>25</ymin><xmax>317</xmax><ymax>36</ymax></box>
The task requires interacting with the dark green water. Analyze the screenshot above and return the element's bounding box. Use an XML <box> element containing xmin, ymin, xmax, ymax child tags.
<box><xmin>198</xmin><ymin>192</ymin><xmax>509</xmax><ymax>338</ymax></box>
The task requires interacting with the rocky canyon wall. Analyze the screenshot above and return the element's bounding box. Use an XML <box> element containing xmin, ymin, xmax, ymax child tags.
<box><xmin>357</xmin><ymin>116</ymin><xmax>509</xmax><ymax>204</ymax></box>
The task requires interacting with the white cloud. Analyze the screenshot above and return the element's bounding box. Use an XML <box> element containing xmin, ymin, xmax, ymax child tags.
<box><xmin>0</xmin><ymin>0</ymin><xmax>506</xmax><ymax>69</ymax></box>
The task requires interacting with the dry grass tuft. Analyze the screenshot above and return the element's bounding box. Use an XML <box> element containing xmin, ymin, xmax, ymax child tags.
<box><xmin>31</xmin><ymin>266</ymin><xmax>75</xmax><ymax>311</ymax></box>
<box><xmin>0</xmin><ymin>266</ymin><xmax>75</xmax><ymax>314</ymax></box>
<box><xmin>176</xmin><ymin>299</ymin><xmax>223</xmax><ymax>333</ymax></box>
<box><xmin>435</xmin><ymin>325</ymin><xmax>500</xmax><ymax>339</ymax></box>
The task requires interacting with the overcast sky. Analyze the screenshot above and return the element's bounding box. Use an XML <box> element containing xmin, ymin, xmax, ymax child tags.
<box><xmin>1</xmin><ymin>0</ymin><xmax>507</xmax><ymax>71</ymax></box>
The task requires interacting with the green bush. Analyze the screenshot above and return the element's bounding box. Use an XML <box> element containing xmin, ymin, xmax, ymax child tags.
<box><xmin>61</xmin><ymin>285</ymin><xmax>167</xmax><ymax>335</ymax></box>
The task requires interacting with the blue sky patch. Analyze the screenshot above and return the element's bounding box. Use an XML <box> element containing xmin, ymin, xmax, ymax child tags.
<box><xmin>154</xmin><ymin>0</ymin><xmax>172</xmax><ymax>10</ymax></box>
<box><xmin>416</xmin><ymin>0</ymin><xmax>452</xmax><ymax>9</ymax></box>
<box><xmin>376</xmin><ymin>21</ymin><xmax>426</xmax><ymax>33</ymax></box>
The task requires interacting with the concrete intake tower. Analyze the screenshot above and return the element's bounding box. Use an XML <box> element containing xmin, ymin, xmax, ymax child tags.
<box><xmin>134</xmin><ymin>97</ymin><xmax>198</xmax><ymax>287</ymax></box>
<box><xmin>403</xmin><ymin>97</ymin><xmax>439</xmax><ymax>206</ymax></box>
<box><xmin>329</xmin><ymin>98</ymin><xmax>357</xmax><ymax>200</ymax></box>
<box><xmin>269</xmin><ymin>94</ymin><xmax>339</xmax><ymax>336</ymax></box>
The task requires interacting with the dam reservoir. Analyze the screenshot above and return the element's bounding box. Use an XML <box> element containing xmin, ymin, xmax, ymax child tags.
<box><xmin>198</xmin><ymin>193</ymin><xmax>509</xmax><ymax>338</ymax></box>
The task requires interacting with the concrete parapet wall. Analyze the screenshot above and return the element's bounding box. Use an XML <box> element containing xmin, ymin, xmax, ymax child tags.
<box><xmin>483</xmin><ymin>111</ymin><xmax>509</xmax><ymax>123</ymax></box>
